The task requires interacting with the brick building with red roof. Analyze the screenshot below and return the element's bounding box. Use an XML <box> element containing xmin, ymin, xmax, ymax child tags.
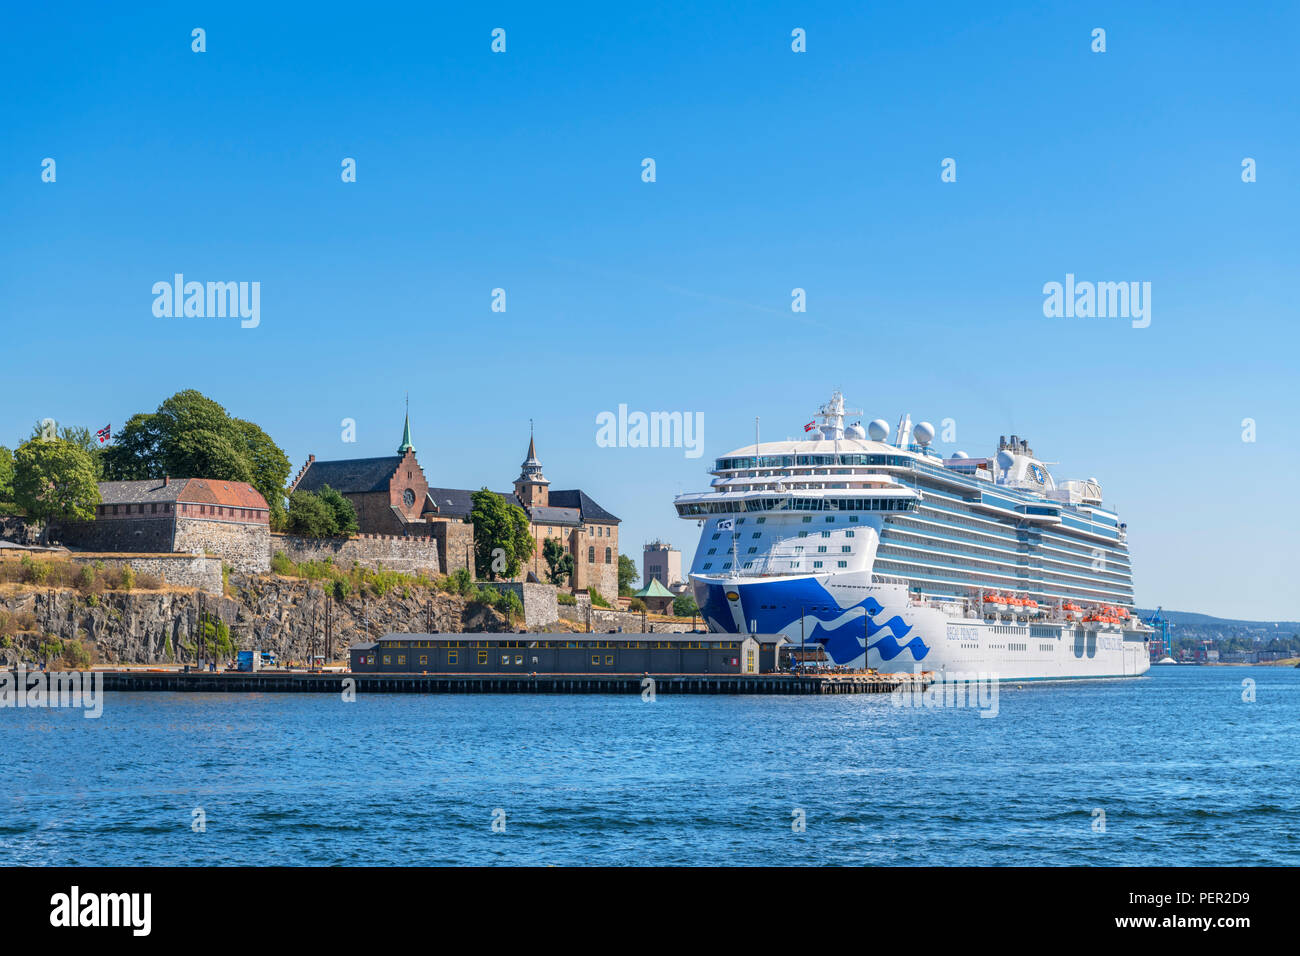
<box><xmin>60</xmin><ymin>476</ymin><xmax>272</xmax><ymax>573</ymax></box>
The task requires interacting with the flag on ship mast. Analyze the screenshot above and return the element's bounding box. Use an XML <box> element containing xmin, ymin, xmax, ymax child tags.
<box><xmin>803</xmin><ymin>421</ymin><xmax>815</xmax><ymax>432</ymax></box>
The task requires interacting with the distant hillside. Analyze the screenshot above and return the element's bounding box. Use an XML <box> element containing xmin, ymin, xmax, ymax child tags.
<box><xmin>1135</xmin><ymin>608</ymin><xmax>1300</xmax><ymax>641</ymax></box>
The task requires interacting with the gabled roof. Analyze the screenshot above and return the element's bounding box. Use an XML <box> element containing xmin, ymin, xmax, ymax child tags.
<box><xmin>181</xmin><ymin>479</ymin><xmax>270</xmax><ymax>510</ymax></box>
<box><xmin>295</xmin><ymin>456</ymin><xmax>402</xmax><ymax>495</ymax></box>
<box><xmin>549</xmin><ymin>489</ymin><xmax>620</xmax><ymax>524</ymax></box>
<box><xmin>527</xmin><ymin>506</ymin><xmax>581</xmax><ymax>526</ymax></box>
<box><xmin>424</xmin><ymin>486</ymin><xmax>618</xmax><ymax>526</ymax></box>
<box><xmin>426</xmin><ymin>488</ymin><xmax>543</xmax><ymax>519</ymax></box>
<box><xmin>424</xmin><ymin>487</ymin><xmax>477</xmax><ymax>518</ymax></box>
<box><xmin>96</xmin><ymin>479</ymin><xmax>185</xmax><ymax>504</ymax></box>
<box><xmin>96</xmin><ymin>478</ymin><xmax>269</xmax><ymax>510</ymax></box>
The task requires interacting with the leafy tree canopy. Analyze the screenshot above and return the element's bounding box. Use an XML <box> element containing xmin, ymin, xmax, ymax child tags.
<box><xmin>542</xmin><ymin>537</ymin><xmax>574</xmax><ymax>586</ymax></box>
<box><xmin>470</xmin><ymin>488</ymin><xmax>534</xmax><ymax>580</ymax></box>
<box><xmin>617</xmin><ymin>553</ymin><xmax>638</xmax><ymax>595</ymax></box>
<box><xmin>316</xmin><ymin>485</ymin><xmax>359</xmax><ymax>537</ymax></box>
<box><xmin>102</xmin><ymin>390</ymin><xmax>289</xmax><ymax>517</ymax></box>
<box><xmin>27</xmin><ymin>422</ymin><xmax>105</xmax><ymax>479</ymax></box>
<box><xmin>286</xmin><ymin>488</ymin><xmax>357</xmax><ymax>538</ymax></box>
<box><xmin>0</xmin><ymin>446</ymin><xmax>14</xmax><ymax>502</ymax></box>
<box><xmin>13</xmin><ymin>437</ymin><xmax>101</xmax><ymax>534</ymax></box>
<box><xmin>673</xmin><ymin>594</ymin><xmax>699</xmax><ymax>618</ymax></box>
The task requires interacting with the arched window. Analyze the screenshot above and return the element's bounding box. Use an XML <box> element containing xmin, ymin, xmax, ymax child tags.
<box><xmin>605</xmin><ymin>547</ymin><xmax>612</xmax><ymax>564</ymax></box>
<box><xmin>588</xmin><ymin>546</ymin><xmax>595</xmax><ymax>564</ymax></box>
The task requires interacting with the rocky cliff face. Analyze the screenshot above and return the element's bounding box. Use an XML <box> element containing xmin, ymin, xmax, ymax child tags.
<box><xmin>0</xmin><ymin>572</ymin><xmax>509</xmax><ymax>666</ymax></box>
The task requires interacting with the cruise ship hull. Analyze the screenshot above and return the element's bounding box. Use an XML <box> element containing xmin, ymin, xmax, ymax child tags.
<box><xmin>692</xmin><ymin>572</ymin><xmax>1151</xmax><ymax>681</ymax></box>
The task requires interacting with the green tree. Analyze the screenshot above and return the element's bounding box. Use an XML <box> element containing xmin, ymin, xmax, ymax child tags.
<box><xmin>27</xmin><ymin>422</ymin><xmax>105</xmax><ymax>478</ymax></box>
<box><xmin>13</xmin><ymin>437</ymin><xmax>101</xmax><ymax>540</ymax></box>
<box><xmin>100</xmin><ymin>412</ymin><xmax>162</xmax><ymax>480</ymax></box>
<box><xmin>234</xmin><ymin>418</ymin><xmax>291</xmax><ymax>525</ymax></box>
<box><xmin>316</xmin><ymin>485</ymin><xmax>359</xmax><ymax>537</ymax></box>
<box><xmin>617</xmin><ymin>553</ymin><xmax>639</xmax><ymax>596</ymax></box>
<box><xmin>542</xmin><ymin>537</ymin><xmax>573</xmax><ymax>585</ymax></box>
<box><xmin>469</xmin><ymin>488</ymin><xmax>534</xmax><ymax>580</ymax></box>
<box><xmin>673</xmin><ymin>594</ymin><xmax>699</xmax><ymax>618</ymax></box>
<box><xmin>0</xmin><ymin>445</ymin><xmax>14</xmax><ymax>502</ymax></box>
<box><xmin>286</xmin><ymin>490</ymin><xmax>338</xmax><ymax>537</ymax></box>
<box><xmin>101</xmin><ymin>391</ymin><xmax>289</xmax><ymax>515</ymax></box>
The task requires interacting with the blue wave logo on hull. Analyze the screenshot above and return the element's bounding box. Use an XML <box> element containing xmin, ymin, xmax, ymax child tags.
<box><xmin>867</xmin><ymin>634</ymin><xmax>931</xmax><ymax>661</ymax></box>
<box><xmin>693</xmin><ymin>575</ymin><xmax>930</xmax><ymax>664</ymax></box>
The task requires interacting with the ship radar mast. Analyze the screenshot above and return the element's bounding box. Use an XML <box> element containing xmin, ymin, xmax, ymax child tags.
<box><xmin>813</xmin><ymin>389</ymin><xmax>862</xmax><ymax>441</ymax></box>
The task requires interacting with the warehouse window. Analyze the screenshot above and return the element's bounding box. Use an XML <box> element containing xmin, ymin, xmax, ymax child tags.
<box><xmin>477</xmin><ymin>651</ymin><xmax>487</xmax><ymax>664</ymax></box>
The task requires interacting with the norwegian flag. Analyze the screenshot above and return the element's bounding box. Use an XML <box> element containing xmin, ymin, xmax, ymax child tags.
<box><xmin>96</xmin><ymin>424</ymin><xmax>111</xmax><ymax>444</ymax></box>
<box><xmin>803</xmin><ymin>421</ymin><xmax>816</xmax><ymax>432</ymax></box>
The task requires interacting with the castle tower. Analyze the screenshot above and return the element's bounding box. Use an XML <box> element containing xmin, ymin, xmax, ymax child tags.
<box><xmin>513</xmin><ymin>425</ymin><xmax>549</xmax><ymax>508</ymax></box>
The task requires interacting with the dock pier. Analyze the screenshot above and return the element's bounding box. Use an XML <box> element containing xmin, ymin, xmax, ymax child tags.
<box><xmin>96</xmin><ymin>671</ymin><xmax>930</xmax><ymax>695</ymax></box>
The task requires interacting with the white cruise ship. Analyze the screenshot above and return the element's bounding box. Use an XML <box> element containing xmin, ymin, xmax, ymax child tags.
<box><xmin>675</xmin><ymin>392</ymin><xmax>1151</xmax><ymax>681</ymax></box>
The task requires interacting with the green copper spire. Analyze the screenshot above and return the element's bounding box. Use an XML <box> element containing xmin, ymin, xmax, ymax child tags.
<box><xmin>397</xmin><ymin>396</ymin><xmax>415</xmax><ymax>453</ymax></box>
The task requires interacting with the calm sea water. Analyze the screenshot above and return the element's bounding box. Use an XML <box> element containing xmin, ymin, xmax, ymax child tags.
<box><xmin>3</xmin><ymin>665</ymin><xmax>1297</xmax><ymax>866</ymax></box>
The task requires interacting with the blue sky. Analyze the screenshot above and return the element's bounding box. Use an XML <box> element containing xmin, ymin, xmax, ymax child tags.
<box><xmin>2</xmin><ymin>2</ymin><xmax>1297</xmax><ymax>620</ymax></box>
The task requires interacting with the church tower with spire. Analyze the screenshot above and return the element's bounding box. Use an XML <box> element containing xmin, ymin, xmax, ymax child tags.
<box><xmin>397</xmin><ymin>394</ymin><xmax>415</xmax><ymax>454</ymax></box>
<box><xmin>513</xmin><ymin>425</ymin><xmax>550</xmax><ymax>508</ymax></box>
